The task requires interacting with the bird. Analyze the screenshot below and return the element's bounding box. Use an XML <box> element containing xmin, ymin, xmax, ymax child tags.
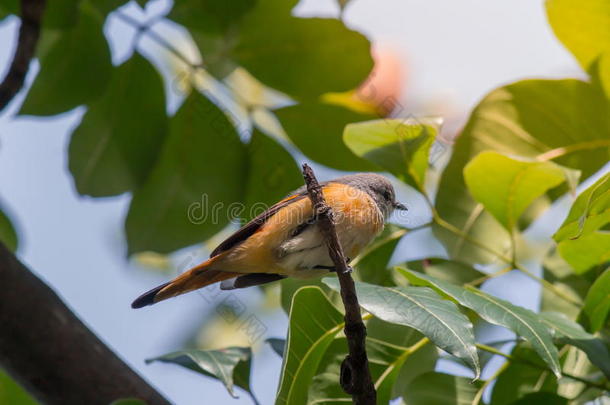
<box><xmin>131</xmin><ymin>173</ymin><xmax>407</xmax><ymax>308</ymax></box>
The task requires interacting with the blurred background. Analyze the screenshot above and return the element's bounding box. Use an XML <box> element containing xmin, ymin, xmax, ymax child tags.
<box><xmin>0</xmin><ymin>0</ymin><xmax>582</xmax><ymax>403</ymax></box>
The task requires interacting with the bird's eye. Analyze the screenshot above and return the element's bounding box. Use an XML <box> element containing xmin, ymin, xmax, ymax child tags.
<box><xmin>383</xmin><ymin>190</ymin><xmax>391</xmax><ymax>200</ymax></box>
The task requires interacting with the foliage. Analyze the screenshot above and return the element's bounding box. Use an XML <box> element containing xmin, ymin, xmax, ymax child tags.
<box><xmin>2</xmin><ymin>0</ymin><xmax>610</xmax><ymax>403</ymax></box>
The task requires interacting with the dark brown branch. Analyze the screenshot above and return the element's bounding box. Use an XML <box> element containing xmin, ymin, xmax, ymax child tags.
<box><xmin>301</xmin><ymin>164</ymin><xmax>377</xmax><ymax>405</ymax></box>
<box><xmin>0</xmin><ymin>0</ymin><xmax>45</xmax><ymax>112</ymax></box>
<box><xmin>0</xmin><ymin>242</ymin><xmax>171</xmax><ymax>405</ymax></box>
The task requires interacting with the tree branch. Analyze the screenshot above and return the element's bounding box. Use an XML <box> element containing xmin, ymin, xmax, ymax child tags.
<box><xmin>0</xmin><ymin>0</ymin><xmax>45</xmax><ymax>112</ymax></box>
<box><xmin>301</xmin><ymin>163</ymin><xmax>377</xmax><ymax>405</ymax></box>
<box><xmin>0</xmin><ymin>242</ymin><xmax>171</xmax><ymax>405</ymax></box>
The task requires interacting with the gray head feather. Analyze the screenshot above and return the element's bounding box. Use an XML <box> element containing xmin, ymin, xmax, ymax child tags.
<box><xmin>291</xmin><ymin>173</ymin><xmax>406</xmax><ymax>218</ymax></box>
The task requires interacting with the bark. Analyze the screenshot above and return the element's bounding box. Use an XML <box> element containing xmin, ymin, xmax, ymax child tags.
<box><xmin>0</xmin><ymin>242</ymin><xmax>170</xmax><ymax>405</ymax></box>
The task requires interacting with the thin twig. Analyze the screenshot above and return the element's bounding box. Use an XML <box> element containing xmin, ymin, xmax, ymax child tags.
<box><xmin>301</xmin><ymin>163</ymin><xmax>377</xmax><ymax>405</ymax></box>
<box><xmin>0</xmin><ymin>0</ymin><xmax>45</xmax><ymax>111</ymax></box>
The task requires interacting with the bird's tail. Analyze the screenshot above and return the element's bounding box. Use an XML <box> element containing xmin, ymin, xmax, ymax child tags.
<box><xmin>131</xmin><ymin>255</ymin><xmax>239</xmax><ymax>308</ymax></box>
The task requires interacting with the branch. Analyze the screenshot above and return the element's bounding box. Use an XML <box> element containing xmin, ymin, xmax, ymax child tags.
<box><xmin>301</xmin><ymin>163</ymin><xmax>377</xmax><ymax>405</ymax></box>
<box><xmin>0</xmin><ymin>242</ymin><xmax>170</xmax><ymax>405</ymax></box>
<box><xmin>0</xmin><ymin>0</ymin><xmax>45</xmax><ymax>111</ymax></box>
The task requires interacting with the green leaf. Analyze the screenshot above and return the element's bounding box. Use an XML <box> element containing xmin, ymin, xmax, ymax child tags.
<box><xmin>541</xmin><ymin>251</ymin><xmax>588</xmax><ymax>318</ymax></box>
<box><xmin>232</xmin><ymin>1</ymin><xmax>373</xmax><ymax>99</ymax></box>
<box><xmin>554</xmin><ymin>173</ymin><xmax>610</xmax><ymax>242</ymax></box>
<box><xmin>308</xmin><ymin>323</ymin><xmax>436</xmax><ymax>405</ymax></box>
<box><xmin>242</xmin><ymin>130</ymin><xmax>302</xmax><ymax>221</ymax></box>
<box><xmin>546</xmin><ymin>0</ymin><xmax>610</xmax><ymax>71</ymax></box>
<box><xmin>276</xmin><ymin>287</ymin><xmax>344</xmax><ymax>405</ymax></box>
<box><xmin>276</xmin><ymin>102</ymin><xmax>378</xmax><ymax>171</ymax></box>
<box><xmin>583</xmin><ymin>268</ymin><xmax>610</xmax><ymax>332</ymax></box>
<box><xmin>169</xmin><ymin>0</ymin><xmax>255</xmax><ymax>34</ymax></box>
<box><xmin>146</xmin><ymin>347</ymin><xmax>255</xmax><ymax>399</ymax></box>
<box><xmin>19</xmin><ymin>4</ymin><xmax>112</xmax><ymax>116</ymax></box>
<box><xmin>557</xmin><ymin>231</ymin><xmax>610</xmax><ymax>274</ymax></box>
<box><xmin>353</xmin><ymin>224</ymin><xmax>407</xmax><ymax>286</ymax></box>
<box><xmin>125</xmin><ymin>91</ymin><xmax>246</xmax><ymax>254</ymax></box>
<box><xmin>43</xmin><ymin>0</ymin><xmax>80</xmax><ymax>29</ymax></box>
<box><xmin>0</xmin><ymin>0</ymin><xmax>18</xmax><ymax>20</ymax></box>
<box><xmin>0</xmin><ymin>369</ymin><xmax>37</xmax><ymax>405</ymax></box>
<box><xmin>69</xmin><ymin>53</ymin><xmax>168</xmax><ymax>197</ymax></box>
<box><xmin>401</xmin><ymin>269</ymin><xmax>562</xmax><ymax>377</ymax></box>
<box><xmin>92</xmin><ymin>0</ymin><xmax>127</xmax><ymax>16</ymax></box>
<box><xmin>402</xmin><ymin>372</ymin><xmax>483</xmax><ymax>405</ymax></box>
<box><xmin>280</xmin><ymin>277</ymin><xmax>328</xmax><ymax>314</ymax></box>
<box><xmin>368</xmin><ymin>319</ymin><xmax>438</xmax><ymax>403</ymax></box>
<box><xmin>323</xmin><ymin>278</ymin><xmax>481</xmax><ymax>378</ymax></box>
<box><xmin>538</xmin><ymin>311</ymin><xmax>610</xmax><ymax>378</ymax></box>
<box><xmin>490</xmin><ymin>346</ymin><xmax>558</xmax><ymax>405</ymax></box>
<box><xmin>463</xmin><ymin>151</ymin><xmax>569</xmax><ymax>231</ymax></box>
<box><xmin>0</xmin><ymin>208</ymin><xmax>18</xmax><ymax>252</ymax></box>
<box><xmin>433</xmin><ymin>79</ymin><xmax>610</xmax><ymax>264</ymax></box>
<box><xmin>190</xmin><ymin>30</ymin><xmax>239</xmax><ymax>79</ymax></box>
<box><xmin>403</xmin><ymin>258</ymin><xmax>486</xmax><ymax>285</ymax></box>
<box><xmin>344</xmin><ymin>118</ymin><xmax>439</xmax><ymax>192</ymax></box>
<box><xmin>110</xmin><ymin>399</ymin><xmax>147</xmax><ymax>405</ymax></box>
<box><xmin>511</xmin><ymin>392</ymin><xmax>568</xmax><ymax>405</ymax></box>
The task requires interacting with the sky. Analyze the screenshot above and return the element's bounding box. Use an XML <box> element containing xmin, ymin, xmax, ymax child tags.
<box><xmin>0</xmin><ymin>0</ymin><xmax>583</xmax><ymax>404</ymax></box>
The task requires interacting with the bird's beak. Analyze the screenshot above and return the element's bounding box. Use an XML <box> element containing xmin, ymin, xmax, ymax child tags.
<box><xmin>393</xmin><ymin>201</ymin><xmax>408</xmax><ymax>211</ymax></box>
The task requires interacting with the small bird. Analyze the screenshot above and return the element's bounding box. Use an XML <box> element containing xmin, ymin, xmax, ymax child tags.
<box><xmin>131</xmin><ymin>173</ymin><xmax>406</xmax><ymax>308</ymax></box>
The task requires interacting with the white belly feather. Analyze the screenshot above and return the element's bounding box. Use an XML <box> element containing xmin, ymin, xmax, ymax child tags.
<box><xmin>276</xmin><ymin>209</ymin><xmax>383</xmax><ymax>279</ymax></box>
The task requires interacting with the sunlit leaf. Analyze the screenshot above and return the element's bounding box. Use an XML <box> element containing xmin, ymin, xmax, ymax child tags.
<box><xmin>402</xmin><ymin>372</ymin><xmax>482</xmax><ymax>405</ymax></box>
<box><xmin>146</xmin><ymin>347</ymin><xmax>255</xmax><ymax>399</ymax></box>
<box><xmin>539</xmin><ymin>311</ymin><xmax>610</xmax><ymax>378</ymax></box>
<box><xmin>323</xmin><ymin>278</ymin><xmax>480</xmax><ymax>378</ymax></box>
<box><xmin>19</xmin><ymin>4</ymin><xmax>112</xmax><ymax>116</ymax></box>
<box><xmin>554</xmin><ymin>172</ymin><xmax>610</xmax><ymax>242</ymax></box>
<box><xmin>434</xmin><ymin>79</ymin><xmax>610</xmax><ymax>264</ymax></box>
<box><xmin>557</xmin><ymin>231</ymin><xmax>610</xmax><ymax>274</ymax></box>
<box><xmin>276</xmin><ymin>102</ymin><xmax>378</xmax><ymax>171</ymax></box>
<box><xmin>546</xmin><ymin>0</ymin><xmax>610</xmax><ymax>70</ymax></box>
<box><xmin>463</xmin><ymin>151</ymin><xmax>569</xmax><ymax>231</ymax></box>
<box><xmin>232</xmin><ymin>0</ymin><xmax>373</xmax><ymax>99</ymax></box>
<box><xmin>69</xmin><ymin>53</ymin><xmax>168</xmax><ymax>197</ymax></box>
<box><xmin>583</xmin><ymin>268</ymin><xmax>610</xmax><ymax>332</ymax></box>
<box><xmin>344</xmin><ymin>118</ymin><xmax>439</xmax><ymax>192</ymax></box>
<box><xmin>490</xmin><ymin>346</ymin><xmax>558</xmax><ymax>405</ymax></box>
<box><xmin>276</xmin><ymin>287</ymin><xmax>344</xmax><ymax>405</ymax></box>
<box><xmin>125</xmin><ymin>91</ymin><xmax>246</xmax><ymax>254</ymax></box>
<box><xmin>401</xmin><ymin>269</ymin><xmax>561</xmax><ymax>377</ymax></box>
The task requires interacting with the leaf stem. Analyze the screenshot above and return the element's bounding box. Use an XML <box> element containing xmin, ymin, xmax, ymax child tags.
<box><xmin>536</xmin><ymin>140</ymin><xmax>610</xmax><ymax>162</ymax></box>
<box><xmin>432</xmin><ymin>212</ymin><xmax>581</xmax><ymax>306</ymax></box>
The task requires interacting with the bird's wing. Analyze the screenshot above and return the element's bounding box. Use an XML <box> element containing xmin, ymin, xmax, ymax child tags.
<box><xmin>209</xmin><ymin>192</ymin><xmax>309</xmax><ymax>257</ymax></box>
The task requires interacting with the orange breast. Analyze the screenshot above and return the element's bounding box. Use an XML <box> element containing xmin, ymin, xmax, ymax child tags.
<box><xmin>214</xmin><ymin>183</ymin><xmax>384</xmax><ymax>274</ymax></box>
